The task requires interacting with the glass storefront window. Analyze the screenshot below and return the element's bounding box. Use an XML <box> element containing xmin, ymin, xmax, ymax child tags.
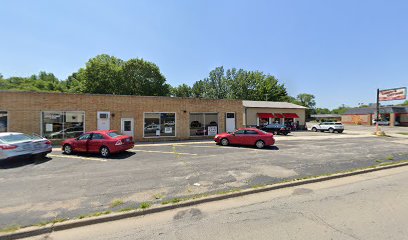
<box><xmin>0</xmin><ymin>111</ymin><xmax>7</xmax><ymax>132</ymax></box>
<box><xmin>190</xmin><ymin>113</ymin><xmax>218</xmax><ymax>136</ymax></box>
<box><xmin>144</xmin><ymin>113</ymin><xmax>176</xmax><ymax>137</ymax></box>
<box><xmin>42</xmin><ymin>111</ymin><xmax>85</xmax><ymax>139</ymax></box>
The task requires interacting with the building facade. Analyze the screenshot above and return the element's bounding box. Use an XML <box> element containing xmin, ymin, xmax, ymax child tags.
<box><xmin>342</xmin><ymin>106</ymin><xmax>408</xmax><ymax>126</ymax></box>
<box><xmin>0</xmin><ymin>91</ymin><xmax>307</xmax><ymax>141</ymax></box>
<box><xmin>243</xmin><ymin>101</ymin><xmax>307</xmax><ymax>129</ymax></box>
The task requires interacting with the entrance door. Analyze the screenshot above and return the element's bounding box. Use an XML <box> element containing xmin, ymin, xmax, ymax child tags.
<box><xmin>97</xmin><ymin>112</ymin><xmax>110</xmax><ymax>130</ymax></box>
<box><xmin>121</xmin><ymin>118</ymin><xmax>134</xmax><ymax>137</ymax></box>
<box><xmin>226</xmin><ymin>112</ymin><xmax>236</xmax><ymax>133</ymax></box>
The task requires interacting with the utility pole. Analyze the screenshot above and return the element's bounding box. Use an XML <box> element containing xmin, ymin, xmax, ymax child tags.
<box><xmin>376</xmin><ymin>88</ymin><xmax>380</xmax><ymax>132</ymax></box>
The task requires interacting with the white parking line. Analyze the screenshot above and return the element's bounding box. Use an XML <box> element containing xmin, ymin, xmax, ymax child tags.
<box><xmin>128</xmin><ymin>149</ymin><xmax>198</xmax><ymax>156</ymax></box>
<box><xmin>133</xmin><ymin>141</ymin><xmax>213</xmax><ymax>147</ymax></box>
<box><xmin>48</xmin><ymin>154</ymin><xmax>107</xmax><ymax>162</ymax></box>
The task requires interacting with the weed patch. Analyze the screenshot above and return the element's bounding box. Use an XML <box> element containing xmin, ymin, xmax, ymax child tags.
<box><xmin>110</xmin><ymin>199</ymin><xmax>124</xmax><ymax>208</ymax></box>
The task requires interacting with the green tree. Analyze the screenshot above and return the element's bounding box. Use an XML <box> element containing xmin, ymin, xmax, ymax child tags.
<box><xmin>296</xmin><ymin>93</ymin><xmax>316</xmax><ymax>109</ymax></box>
<box><xmin>315</xmin><ymin>108</ymin><xmax>331</xmax><ymax>114</ymax></box>
<box><xmin>171</xmin><ymin>84</ymin><xmax>193</xmax><ymax>97</ymax></box>
<box><xmin>70</xmin><ymin>54</ymin><xmax>170</xmax><ymax>96</ymax></box>
<box><xmin>196</xmin><ymin>66</ymin><xmax>288</xmax><ymax>101</ymax></box>
<box><xmin>399</xmin><ymin>100</ymin><xmax>408</xmax><ymax>106</ymax></box>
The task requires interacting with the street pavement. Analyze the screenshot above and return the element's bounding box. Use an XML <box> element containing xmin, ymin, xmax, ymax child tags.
<box><xmin>1</xmin><ymin>129</ymin><xmax>408</xmax><ymax>229</ymax></box>
<box><xmin>23</xmin><ymin>165</ymin><xmax>408</xmax><ymax>240</ymax></box>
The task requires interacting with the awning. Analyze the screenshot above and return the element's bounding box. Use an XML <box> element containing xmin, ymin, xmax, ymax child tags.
<box><xmin>257</xmin><ymin>113</ymin><xmax>274</xmax><ymax>118</ymax></box>
<box><xmin>274</xmin><ymin>113</ymin><xmax>284</xmax><ymax>118</ymax></box>
<box><xmin>283</xmin><ymin>113</ymin><xmax>299</xmax><ymax>118</ymax></box>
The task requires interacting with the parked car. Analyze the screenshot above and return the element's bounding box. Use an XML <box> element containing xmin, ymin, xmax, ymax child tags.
<box><xmin>0</xmin><ymin>132</ymin><xmax>52</xmax><ymax>161</ymax></box>
<box><xmin>372</xmin><ymin>119</ymin><xmax>400</xmax><ymax>126</ymax></box>
<box><xmin>62</xmin><ymin>130</ymin><xmax>134</xmax><ymax>157</ymax></box>
<box><xmin>261</xmin><ymin>124</ymin><xmax>291</xmax><ymax>135</ymax></box>
<box><xmin>214</xmin><ymin>128</ymin><xmax>275</xmax><ymax>149</ymax></box>
<box><xmin>48</xmin><ymin>126</ymin><xmax>84</xmax><ymax>139</ymax></box>
<box><xmin>310</xmin><ymin>122</ymin><xmax>344</xmax><ymax>133</ymax></box>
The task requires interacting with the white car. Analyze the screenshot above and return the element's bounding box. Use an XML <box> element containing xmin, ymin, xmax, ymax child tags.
<box><xmin>0</xmin><ymin>132</ymin><xmax>52</xmax><ymax>161</ymax></box>
<box><xmin>372</xmin><ymin>119</ymin><xmax>400</xmax><ymax>126</ymax></box>
<box><xmin>310</xmin><ymin>122</ymin><xmax>344</xmax><ymax>133</ymax></box>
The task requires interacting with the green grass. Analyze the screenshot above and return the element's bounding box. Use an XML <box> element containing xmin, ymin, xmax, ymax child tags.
<box><xmin>153</xmin><ymin>193</ymin><xmax>164</xmax><ymax>199</ymax></box>
<box><xmin>139</xmin><ymin>202</ymin><xmax>152</xmax><ymax>209</ymax></box>
<box><xmin>397</xmin><ymin>132</ymin><xmax>408</xmax><ymax>135</ymax></box>
<box><xmin>0</xmin><ymin>225</ymin><xmax>20</xmax><ymax>233</ymax></box>
<box><xmin>161</xmin><ymin>198</ymin><xmax>183</xmax><ymax>205</ymax></box>
<box><xmin>110</xmin><ymin>199</ymin><xmax>124</xmax><ymax>208</ymax></box>
<box><xmin>118</xmin><ymin>207</ymin><xmax>136</xmax><ymax>212</ymax></box>
<box><xmin>78</xmin><ymin>211</ymin><xmax>112</xmax><ymax>219</ymax></box>
<box><xmin>386</xmin><ymin>155</ymin><xmax>394</xmax><ymax>161</ymax></box>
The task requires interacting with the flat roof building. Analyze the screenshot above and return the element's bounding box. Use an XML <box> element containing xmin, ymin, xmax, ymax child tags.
<box><xmin>342</xmin><ymin>106</ymin><xmax>408</xmax><ymax>126</ymax></box>
<box><xmin>0</xmin><ymin>91</ymin><xmax>307</xmax><ymax>141</ymax></box>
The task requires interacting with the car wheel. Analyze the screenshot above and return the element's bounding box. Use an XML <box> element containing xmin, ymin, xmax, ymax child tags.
<box><xmin>220</xmin><ymin>138</ymin><xmax>229</xmax><ymax>146</ymax></box>
<box><xmin>100</xmin><ymin>146</ymin><xmax>110</xmax><ymax>158</ymax></box>
<box><xmin>255</xmin><ymin>140</ymin><xmax>265</xmax><ymax>149</ymax></box>
<box><xmin>283</xmin><ymin>132</ymin><xmax>289</xmax><ymax>136</ymax></box>
<box><xmin>329</xmin><ymin>128</ymin><xmax>334</xmax><ymax>133</ymax></box>
<box><xmin>63</xmin><ymin>144</ymin><xmax>73</xmax><ymax>155</ymax></box>
<box><xmin>311</xmin><ymin>127</ymin><xmax>317</xmax><ymax>132</ymax></box>
<box><xmin>338</xmin><ymin>130</ymin><xmax>344</xmax><ymax>133</ymax></box>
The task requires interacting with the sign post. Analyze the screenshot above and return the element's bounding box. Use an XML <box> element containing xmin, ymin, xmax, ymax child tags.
<box><xmin>376</xmin><ymin>87</ymin><xmax>406</xmax><ymax>133</ymax></box>
<box><xmin>376</xmin><ymin>89</ymin><xmax>379</xmax><ymax>132</ymax></box>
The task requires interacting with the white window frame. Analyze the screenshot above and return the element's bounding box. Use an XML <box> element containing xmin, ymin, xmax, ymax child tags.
<box><xmin>189</xmin><ymin>112</ymin><xmax>219</xmax><ymax>137</ymax></box>
<box><xmin>0</xmin><ymin>110</ymin><xmax>8</xmax><ymax>132</ymax></box>
<box><xmin>40</xmin><ymin>111</ymin><xmax>86</xmax><ymax>138</ymax></box>
<box><xmin>143</xmin><ymin>112</ymin><xmax>177</xmax><ymax>138</ymax></box>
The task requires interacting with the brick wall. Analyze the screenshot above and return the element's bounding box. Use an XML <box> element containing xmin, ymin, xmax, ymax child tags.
<box><xmin>0</xmin><ymin>91</ymin><xmax>244</xmax><ymax>141</ymax></box>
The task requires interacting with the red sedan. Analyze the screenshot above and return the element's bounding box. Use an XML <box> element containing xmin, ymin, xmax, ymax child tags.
<box><xmin>62</xmin><ymin>130</ymin><xmax>134</xmax><ymax>157</ymax></box>
<box><xmin>214</xmin><ymin>128</ymin><xmax>275</xmax><ymax>149</ymax></box>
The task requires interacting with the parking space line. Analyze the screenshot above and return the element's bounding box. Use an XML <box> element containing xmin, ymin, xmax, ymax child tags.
<box><xmin>48</xmin><ymin>154</ymin><xmax>107</xmax><ymax>162</ymax></box>
<box><xmin>133</xmin><ymin>141</ymin><xmax>213</xmax><ymax>147</ymax></box>
<box><xmin>128</xmin><ymin>149</ymin><xmax>198</xmax><ymax>156</ymax></box>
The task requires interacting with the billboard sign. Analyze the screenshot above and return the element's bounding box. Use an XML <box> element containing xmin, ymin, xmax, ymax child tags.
<box><xmin>379</xmin><ymin>87</ymin><xmax>406</xmax><ymax>101</ymax></box>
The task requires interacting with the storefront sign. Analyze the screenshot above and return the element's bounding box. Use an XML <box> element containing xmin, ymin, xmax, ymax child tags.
<box><xmin>165</xmin><ymin>127</ymin><xmax>172</xmax><ymax>134</ymax></box>
<box><xmin>45</xmin><ymin>124</ymin><xmax>53</xmax><ymax>132</ymax></box>
<box><xmin>208</xmin><ymin>126</ymin><xmax>217</xmax><ymax>136</ymax></box>
<box><xmin>379</xmin><ymin>87</ymin><xmax>407</xmax><ymax>101</ymax></box>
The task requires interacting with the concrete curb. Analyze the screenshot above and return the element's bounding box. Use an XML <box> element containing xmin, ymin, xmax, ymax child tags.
<box><xmin>2</xmin><ymin>161</ymin><xmax>408</xmax><ymax>240</ymax></box>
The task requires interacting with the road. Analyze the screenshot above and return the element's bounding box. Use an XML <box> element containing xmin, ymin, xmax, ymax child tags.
<box><xmin>1</xmin><ymin>131</ymin><xmax>408</xmax><ymax>228</ymax></box>
<box><xmin>25</xmin><ymin>165</ymin><xmax>408</xmax><ymax>240</ymax></box>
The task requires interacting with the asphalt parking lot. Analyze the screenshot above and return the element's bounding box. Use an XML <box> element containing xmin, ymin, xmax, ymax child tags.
<box><xmin>1</xmin><ymin>128</ymin><xmax>408</xmax><ymax>229</ymax></box>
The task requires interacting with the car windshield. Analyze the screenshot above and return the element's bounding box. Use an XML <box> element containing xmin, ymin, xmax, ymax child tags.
<box><xmin>0</xmin><ymin>133</ymin><xmax>32</xmax><ymax>143</ymax></box>
<box><xmin>107</xmin><ymin>132</ymin><xmax>122</xmax><ymax>138</ymax></box>
<box><xmin>335</xmin><ymin>123</ymin><xmax>343</xmax><ymax>125</ymax></box>
<box><xmin>259</xmin><ymin>130</ymin><xmax>269</xmax><ymax>134</ymax></box>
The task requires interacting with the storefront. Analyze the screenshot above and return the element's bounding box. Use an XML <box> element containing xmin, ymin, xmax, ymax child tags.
<box><xmin>0</xmin><ymin>91</ymin><xmax>244</xmax><ymax>141</ymax></box>
<box><xmin>0</xmin><ymin>91</ymin><xmax>310</xmax><ymax>140</ymax></box>
<box><xmin>342</xmin><ymin>106</ymin><xmax>408</xmax><ymax>126</ymax></box>
<box><xmin>243</xmin><ymin>101</ymin><xmax>307</xmax><ymax>129</ymax></box>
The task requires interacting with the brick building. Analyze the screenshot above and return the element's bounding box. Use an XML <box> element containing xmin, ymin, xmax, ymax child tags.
<box><xmin>0</xmin><ymin>91</ymin><xmax>306</xmax><ymax>141</ymax></box>
<box><xmin>342</xmin><ymin>106</ymin><xmax>408</xmax><ymax>126</ymax></box>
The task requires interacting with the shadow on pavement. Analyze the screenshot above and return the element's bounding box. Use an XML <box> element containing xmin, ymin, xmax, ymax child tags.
<box><xmin>0</xmin><ymin>156</ymin><xmax>52</xmax><ymax>169</ymax></box>
<box><xmin>65</xmin><ymin>151</ymin><xmax>136</xmax><ymax>160</ymax></box>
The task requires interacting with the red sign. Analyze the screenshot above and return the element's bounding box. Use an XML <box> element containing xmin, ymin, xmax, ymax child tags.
<box><xmin>379</xmin><ymin>87</ymin><xmax>406</xmax><ymax>101</ymax></box>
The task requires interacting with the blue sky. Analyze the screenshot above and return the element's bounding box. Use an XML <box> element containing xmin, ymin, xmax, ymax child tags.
<box><xmin>0</xmin><ymin>0</ymin><xmax>407</xmax><ymax>109</ymax></box>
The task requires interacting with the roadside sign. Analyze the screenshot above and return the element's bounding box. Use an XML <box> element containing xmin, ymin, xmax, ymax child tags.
<box><xmin>379</xmin><ymin>87</ymin><xmax>406</xmax><ymax>101</ymax></box>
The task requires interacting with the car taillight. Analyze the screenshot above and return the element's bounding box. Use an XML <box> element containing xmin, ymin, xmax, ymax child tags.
<box><xmin>115</xmin><ymin>140</ymin><xmax>123</xmax><ymax>146</ymax></box>
<box><xmin>0</xmin><ymin>144</ymin><xmax>17</xmax><ymax>150</ymax></box>
<box><xmin>45</xmin><ymin>140</ymin><xmax>52</xmax><ymax>145</ymax></box>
